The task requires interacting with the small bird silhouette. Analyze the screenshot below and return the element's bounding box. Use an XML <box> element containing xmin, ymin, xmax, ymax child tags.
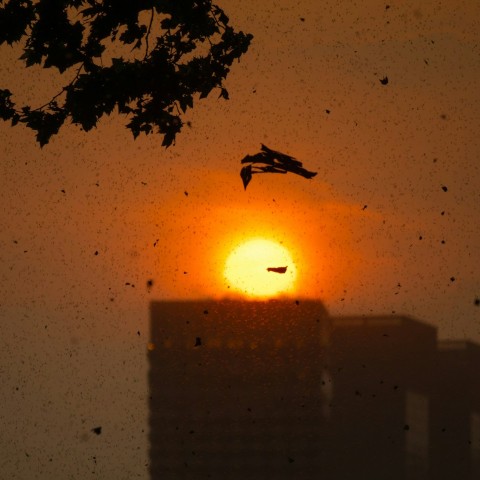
<box><xmin>240</xmin><ymin>144</ymin><xmax>317</xmax><ymax>189</ymax></box>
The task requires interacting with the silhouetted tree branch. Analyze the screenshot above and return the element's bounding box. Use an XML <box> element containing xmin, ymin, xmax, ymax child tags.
<box><xmin>0</xmin><ymin>0</ymin><xmax>253</xmax><ymax>147</ymax></box>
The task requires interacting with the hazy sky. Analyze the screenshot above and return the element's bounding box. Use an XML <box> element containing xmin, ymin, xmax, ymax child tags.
<box><xmin>1</xmin><ymin>0</ymin><xmax>479</xmax><ymax>478</ymax></box>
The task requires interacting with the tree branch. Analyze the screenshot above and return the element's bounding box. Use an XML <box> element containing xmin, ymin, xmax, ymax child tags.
<box><xmin>30</xmin><ymin>62</ymin><xmax>85</xmax><ymax>113</ymax></box>
<box><xmin>144</xmin><ymin>7</ymin><xmax>154</xmax><ymax>60</ymax></box>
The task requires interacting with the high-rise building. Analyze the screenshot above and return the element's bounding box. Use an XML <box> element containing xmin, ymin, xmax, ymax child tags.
<box><xmin>327</xmin><ymin>315</ymin><xmax>436</xmax><ymax>480</ymax></box>
<box><xmin>430</xmin><ymin>341</ymin><xmax>480</xmax><ymax>480</ymax></box>
<box><xmin>149</xmin><ymin>299</ymin><xmax>330</xmax><ymax>480</ymax></box>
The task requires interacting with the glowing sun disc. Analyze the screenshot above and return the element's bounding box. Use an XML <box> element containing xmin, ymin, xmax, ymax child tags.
<box><xmin>224</xmin><ymin>238</ymin><xmax>297</xmax><ymax>298</ymax></box>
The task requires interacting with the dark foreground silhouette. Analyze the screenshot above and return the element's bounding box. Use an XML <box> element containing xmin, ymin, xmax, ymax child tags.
<box><xmin>240</xmin><ymin>144</ymin><xmax>317</xmax><ymax>189</ymax></box>
<box><xmin>149</xmin><ymin>299</ymin><xmax>480</xmax><ymax>480</ymax></box>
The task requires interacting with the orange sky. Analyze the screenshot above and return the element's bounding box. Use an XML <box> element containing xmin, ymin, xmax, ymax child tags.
<box><xmin>1</xmin><ymin>1</ymin><xmax>479</xmax><ymax>478</ymax></box>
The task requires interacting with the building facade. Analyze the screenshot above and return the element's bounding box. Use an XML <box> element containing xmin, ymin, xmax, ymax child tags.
<box><xmin>149</xmin><ymin>300</ymin><xmax>479</xmax><ymax>480</ymax></box>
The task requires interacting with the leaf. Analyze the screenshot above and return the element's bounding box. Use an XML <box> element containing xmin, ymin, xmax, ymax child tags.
<box><xmin>240</xmin><ymin>144</ymin><xmax>317</xmax><ymax>189</ymax></box>
<box><xmin>218</xmin><ymin>87</ymin><xmax>229</xmax><ymax>100</ymax></box>
<box><xmin>240</xmin><ymin>165</ymin><xmax>252</xmax><ymax>190</ymax></box>
<box><xmin>0</xmin><ymin>1</ymin><xmax>35</xmax><ymax>46</ymax></box>
<box><xmin>267</xmin><ymin>266</ymin><xmax>288</xmax><ymax>274</ymax></box>
<box><xmin>0</xmin><ymin>88</ymin><xmax>16</xmax><ymax>120</ymax></box>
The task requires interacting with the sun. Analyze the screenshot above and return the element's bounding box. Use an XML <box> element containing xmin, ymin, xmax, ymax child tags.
<box><xmin>223</xmin><ymin>238</ymin><xmax>297</xmax><ymax>298</ymax></box>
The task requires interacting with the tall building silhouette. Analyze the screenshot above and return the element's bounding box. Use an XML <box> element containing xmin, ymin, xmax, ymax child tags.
<box><xmin>431</xmin><ymin>341</ymin><xmax>480</xmax><ymax>480</ymax></box>
<box><xmin>328</xmin><ymin>315</ymin><xmax>436</xmax><ymax>480</ymax></box>
<box><xmin>149</xmin><ymin>300</ymin><xmax>480</xmax><ymax>479</ymax></box>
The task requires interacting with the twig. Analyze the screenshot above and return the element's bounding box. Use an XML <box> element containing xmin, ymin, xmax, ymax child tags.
<box><xmin>144</xmin><ymin>7</ymin><xmax>155</xmax><ymax>60</ymax></box>
<box><xmin>210</xmin><ymin>4</ymin><xmax>226</xmax><ymax>32</ymax></box>
<box><xmin>30</xmin><ymin>62</ymin><xmax>85</xmax><ymax>112</ymax></box>
<box><xmin>173</xmin><ymin>101</ymin><xmax>182</xmax><ymax>116</ymax></box>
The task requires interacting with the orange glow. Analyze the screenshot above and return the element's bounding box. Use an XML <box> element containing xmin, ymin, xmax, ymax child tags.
<box><xmin>223</xmin><ymin>238</ymin><xmax>297</xmax><ymax>298</ymax></box>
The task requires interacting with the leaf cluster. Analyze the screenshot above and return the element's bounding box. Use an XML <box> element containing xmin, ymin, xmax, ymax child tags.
<box><xmin>240</xmin><ymin>144</ymin><xmax>317</xmax><ymax>189</ymax></box>
<box><xmin>0</xmin><ymin>0</ymin><xmax>252</xmax><ymax>146</ymax></box>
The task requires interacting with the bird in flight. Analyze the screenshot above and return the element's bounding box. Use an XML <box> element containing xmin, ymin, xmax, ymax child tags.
<box><xmin>240</xmin><ymin>144</ymin><xmax>317</xmax><ymax>189</ymax></box>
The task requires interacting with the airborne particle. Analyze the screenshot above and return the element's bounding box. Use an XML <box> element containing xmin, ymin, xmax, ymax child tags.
<box><xmin>379</xmin><ymin>76</ymin><xmax>389</xmax><ymax>85</ymax></box>
<box><xmin>146</xmin><ymin>279</ymin><xmax>154</xmax><ymax>290</ymax></box>
<box><xmin>441</xmin><ymin>185</ymin><xmax>448</xmax><ymax>192</ymax></box>
<box><xmin>91</xmin><ymin>426</ymin><xmax>102</xmax><ymax>435</ymax></box>
<box><xmin>194</xmin><ymin>337</ymin><xmax>202</xmax><ymax>347</ymax></box>
<box><xmin>267</xmin><ymin>266</ymin><xmax>287</xmax><ymax>274</ymax></box>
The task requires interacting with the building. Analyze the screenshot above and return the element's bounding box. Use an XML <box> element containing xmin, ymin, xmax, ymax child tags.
<box><xmin>430</xmin><ymin>341</ymin><xmax>480</xmax><ymax>480</ymax></box>
<box><xmin>327</xmin><ymin>315</ymin><xmax>436</xmax><ymax>480</ymax></box>
<box><xmin>149</xmin><ymin>300</ymin><xmax>479</xmax><ymax>480</ymax></box>
<box><xmin>149</xmin><ymin>299</ymin><xmax>330</xmax><ymax>480</ymax></box>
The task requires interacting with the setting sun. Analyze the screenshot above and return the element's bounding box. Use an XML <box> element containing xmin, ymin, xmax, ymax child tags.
<box><xmin>223</xmin><ymin>238</ymin><xmax>297</xmax><ymax>298</ymax></box>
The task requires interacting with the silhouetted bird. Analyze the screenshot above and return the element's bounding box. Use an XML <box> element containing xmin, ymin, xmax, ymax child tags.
<box><xmin>240</xmin><ymin>144</ymin><xmax>317</xmax><ymax>189</ymax></box>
